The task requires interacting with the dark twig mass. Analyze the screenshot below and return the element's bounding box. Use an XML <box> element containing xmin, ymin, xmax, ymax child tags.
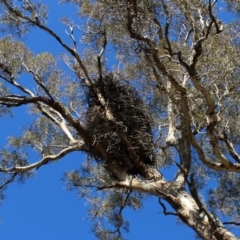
<box><xmin>84</xmin><ymin>74</ymin><xmax>155</xmax><ymax>175</ymax></box>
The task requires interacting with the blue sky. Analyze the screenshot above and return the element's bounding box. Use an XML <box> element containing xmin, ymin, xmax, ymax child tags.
<box><xmin>0</xmin><ymin>1</ymin><xmax>239</xmax><ymax>240</ymax></box>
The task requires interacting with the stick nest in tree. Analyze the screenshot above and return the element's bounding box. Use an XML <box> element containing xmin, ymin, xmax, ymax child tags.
<box><xmin>84</xmin><ymin>75</ymin><xmax>155</xmax><ymax>175</ymax></box>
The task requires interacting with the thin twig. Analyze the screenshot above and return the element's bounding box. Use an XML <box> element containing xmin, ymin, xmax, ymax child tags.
<box><xmin>223</xmin><ymin>221</ymin><xmax>240</xmax><ymax>226</ymax></box>
<box><xmin>0</xmin><ymin>173</ymin><xmax>18</xmax><ymax>190</ymax></box>
<box><xmin>158</xmin><ymin>198</ymin><xmax>177</xmax><ymax>216</ymax></box>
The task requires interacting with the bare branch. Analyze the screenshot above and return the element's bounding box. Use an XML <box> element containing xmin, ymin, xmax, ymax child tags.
<box><xmin>97</xmin><ymin>30</ymin><xmax>107</xmax><ymax>81</ymax></box>
<box><xmin>38</xmin><ymin>104</ymin><xmax>77</xmax><ymax>144</ymax></box>
<box><xmin>22</xmin><ymin>63</ymin><xmax>54</xmax><ymax>101</ymax></box>
<box><xmin>190</xmin><ymin>134</ymin><xmax>240</xmax><ymax>172</ymax></box>
<box><xmin>158</xmin><ymin>199</ymin><xmax>177</xmax><ymax>216</ymax></box>
<box><xmin>65</xmin><ymin>24</ymin><xmax>77</xmax><ymax>52</ymax></box>
<box><xmin>208</xmin><ymin>0</ymin><xmax>223</xmax><ymax>34</ymax></box>
<box><xmin>0</xmin><ymin>63</ymin><xmax>34</xmax><ymax>97</ymax></box>
<box><xmin>223</xmin><ymin>222</ymin><xmax>240</xmax><ymax>226</ymax></box>
<box><xmin>0</xmin><ymin>143</ymin><xmax>84</xmax><ymax>173</ymax></box>
<box><xmin>221</xmin><ymin>131</ymin><xmax>240</xmax><ymax>163</ymax></box>
<box><xmin>0</xmin><ymin>173</ymin><xmax>18</xmax><ymax>190</ymax></box>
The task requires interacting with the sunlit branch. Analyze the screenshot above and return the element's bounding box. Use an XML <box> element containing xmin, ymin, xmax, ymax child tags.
<box><xmin>38</xmin><ymin>104</ymin><xmax>77</xmax><ymax>144</ymax></box>
<box><xmin>190</xmin><ymin>133</ymin><xmax>240</xmax><ymax>172</ymax></box>
<box><xmin>65</xmin><ymin>24</ymin><xmax>77</xmax><ymax>52</ymax></box>
<box><xmin>207</xmin><ymin>126</ymin><xmax>232</xmax><ymax>167</ymax></box>
<box><xmin>0</xmin><ymin>143</ymin><xmax>84</xmax><ymax>173</ymax></box>
<box><xmin>97</xmin><ymin>30</ymin><xmax>107</xmax><ymax>81</ymax></box>
<box><xmin>0</xmin><ymin>94</ymin><xmax>91</xmax><ymax>145</ymax></box>
<box><xmin>69</xmin><ymin>101</ymin><xmax>80</xmax><ymax>118</ymax></box>
<box><xmin>0</xmin><ymin>95</ymin><xmax>47</xmax><ymax>107</ymax></box>
<box><xmin>174</xmin><ymin>94</ymin><xmax>192</xmax><ymax>181</ymax></box>
<box><xmin>0</xmin><ymin>63</ymin><xmax>34</xmax><ymax>97</ymax></box>
<box><xmin>22</xmin><ymin>63</ymin><xmax>54</xmax><ymax>101</ymax></box>
<box><xmin>109</xmin><ymin>173</ymin><xmax>237</xmax><ymax>240</ymax></box>
<box><xmin>166</xmin><ymin>86</ymin><xmax>178</xmax><ymax>146</ymax></box>
<box><xmin>174</xmin><ymin>121</ymin><xmax>191</xmax><ymax>182</ymax></box>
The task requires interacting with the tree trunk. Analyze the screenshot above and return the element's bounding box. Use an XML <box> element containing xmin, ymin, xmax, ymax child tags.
<box><xmin>118</xmin><ymin>177</ymin><xmax>238</xmax><ymax>240</ymax></box>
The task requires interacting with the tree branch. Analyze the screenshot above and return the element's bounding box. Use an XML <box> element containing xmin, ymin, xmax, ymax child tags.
<box><xmin>223</xmin><ymin>221</ymin><xmax>240</xmax><ymax>226</ymax></box>
<box><xmin>221</xmin><ymin>130</ymin><xmax>240</xmax><ymax>163</ymax></box>
<box><xmin>38</xmin><ymin>104</ymin><xmax>77</xmax><ymax>144</ymax></box>
<box><xmin>0</xmin><ymin>63</ymin><xmax>34</xmax><ymax>97</ymax></box>
<box><xmin>0</xmin><ymin>143</ymin><xmax>84</xmax><ymax>173</ymax></box>
<box><xmin>97</xmin><ymin>29</ymin><xmax>107</xmax><ymax>81</ymax></box>
<box><xmin>0</xmin><ymin>173</ymin><xmax>18</xmax><ymax>190</ymax></box>
<box><xmin>158</xmin><ymin>198</ymin><xmax>177</xmax><ymax>216</ymax></box>
<box><xmin>22</xmin><ymin>63</ymin><xmax>54</xmax><ymax>101</ymax></box>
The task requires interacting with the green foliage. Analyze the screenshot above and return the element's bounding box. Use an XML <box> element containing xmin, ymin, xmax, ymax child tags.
<box><xmin>0</xmin><ymin>37</ymin><xmax>31</xmax><ymax>74</ymax></box>
<box><xmin>208</xmin><ymin>172</ymin><xmax>240</xmax><ymax>219</ymax></box>
<box><xmin>0</xmin><ymin>0</ymin><xmax>48</xmax><ymax>36</ymax></box>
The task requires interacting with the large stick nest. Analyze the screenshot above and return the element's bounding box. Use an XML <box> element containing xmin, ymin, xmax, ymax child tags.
<box><xmin>84</xmin><ymin>75</ymin><xmax>155</xmax><ymax>175</ymax></box>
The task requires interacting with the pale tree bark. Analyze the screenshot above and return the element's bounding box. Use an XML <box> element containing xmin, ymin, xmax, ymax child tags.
<box><xmin>116</xmin><ymin>177</ymin><xmax>238</xmax><ymax>240</ymax></box>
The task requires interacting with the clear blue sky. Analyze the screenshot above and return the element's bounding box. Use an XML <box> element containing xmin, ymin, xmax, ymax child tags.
<box><xmin>0</xmin><ymin>1</ymin><xmax>238</xmax><ymax>240</ymax></box>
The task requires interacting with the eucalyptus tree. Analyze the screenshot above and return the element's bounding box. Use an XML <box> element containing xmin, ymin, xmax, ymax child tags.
<box><xmin>0</xmin><ymin>0</ymin><xmax>240</xmax><ymax>239</ymax></box>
